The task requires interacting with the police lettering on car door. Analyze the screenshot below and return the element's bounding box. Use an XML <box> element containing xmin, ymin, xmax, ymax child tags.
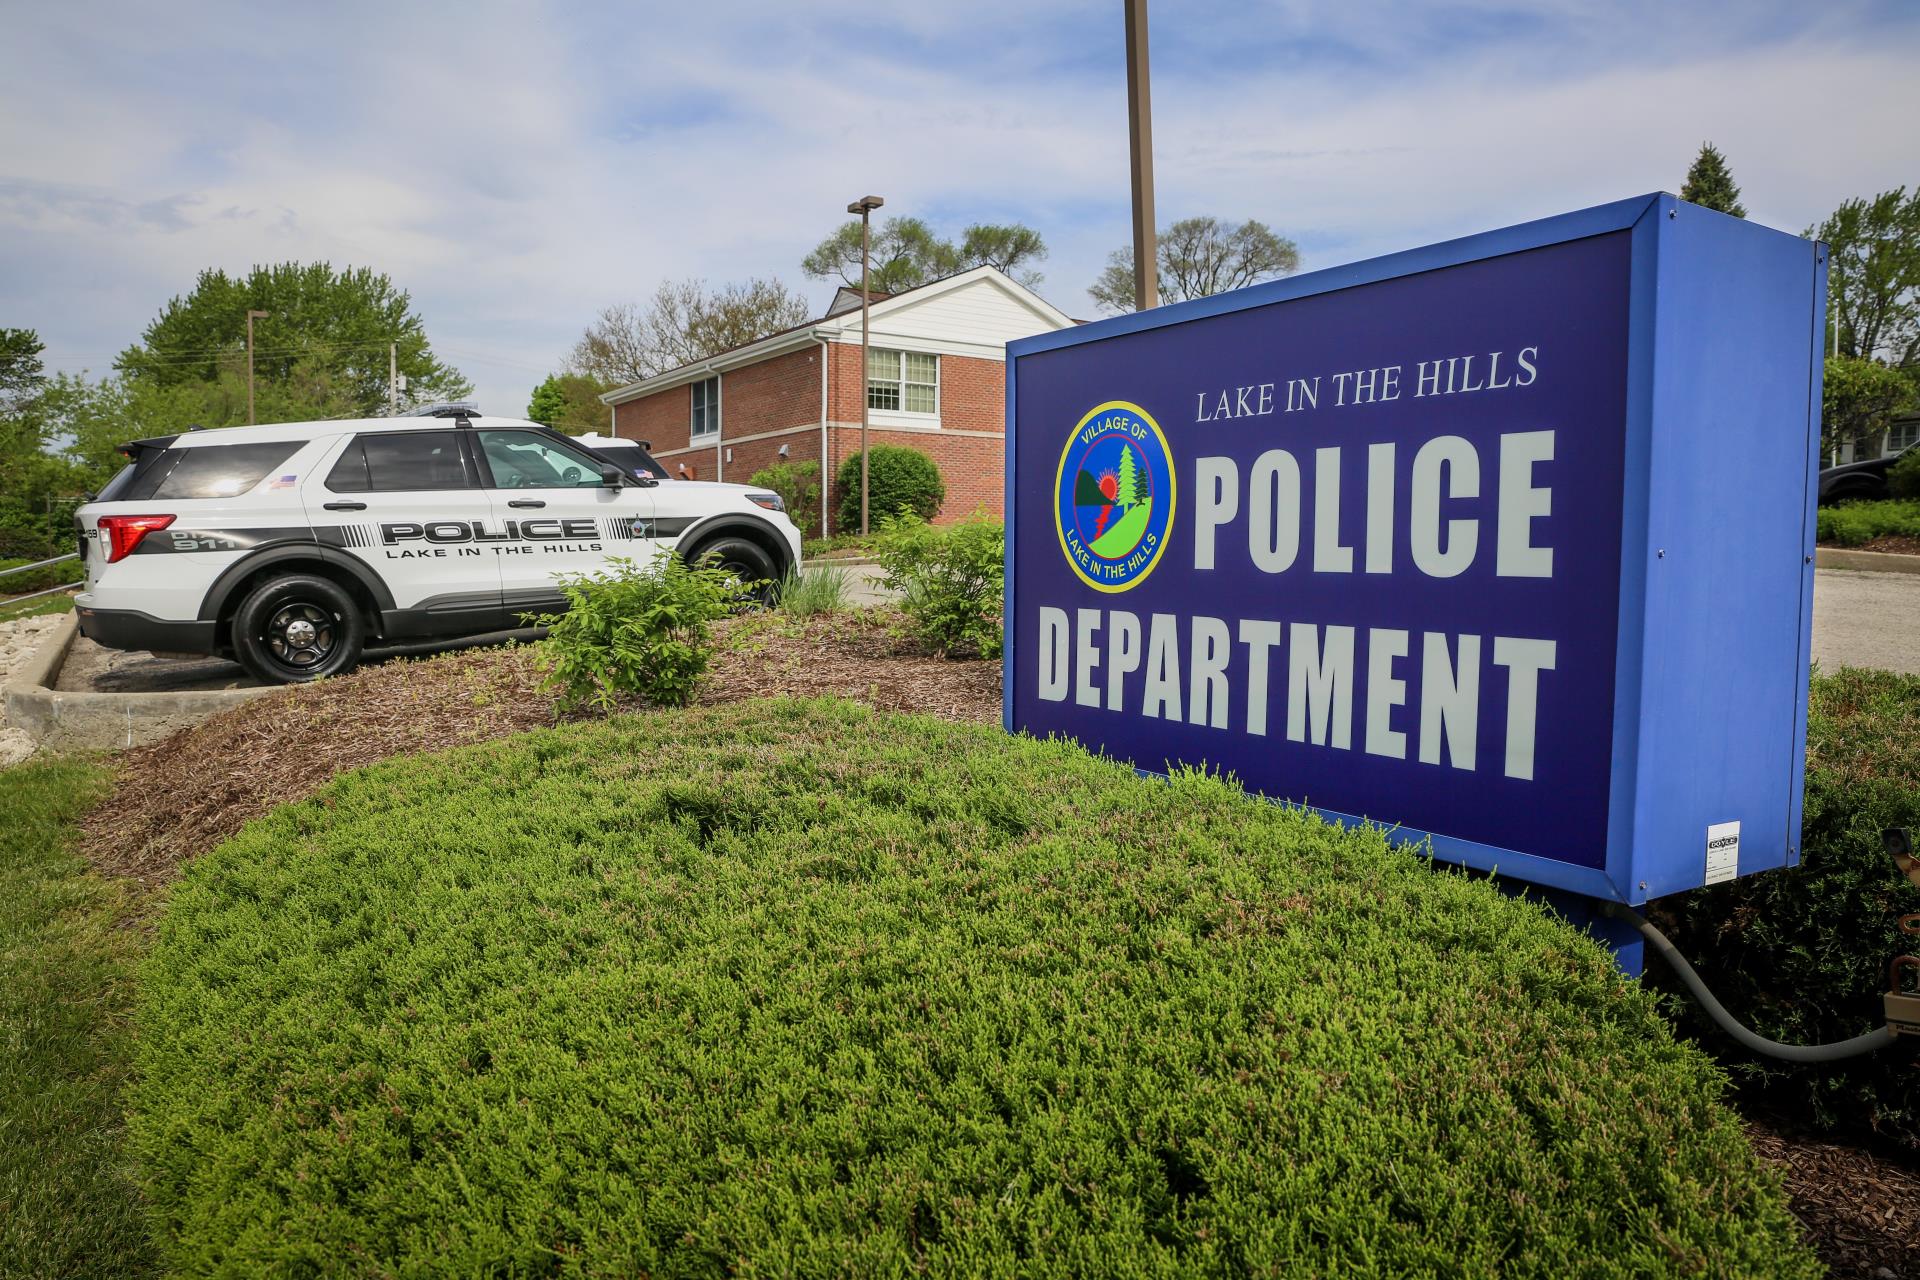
<box><xmin>373</xmin><ymin>517</ymin><xmax>613</xmax><ymax>559</ymax></box>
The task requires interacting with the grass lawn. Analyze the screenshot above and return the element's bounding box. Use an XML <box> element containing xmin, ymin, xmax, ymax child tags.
<box><xmin>0</xmin><ymin>591</ymin><xmax>75</xmax><ymax>622</ymax></box>
<box><xmin>0</xmin><ymin>758</ymin><xmax>154</xmax><ymax>1278</ymax></box>
<box><xmin>132</xmin><ymin>698</ymin><xmax>1814</xmax><ymax>1277</ymax></box>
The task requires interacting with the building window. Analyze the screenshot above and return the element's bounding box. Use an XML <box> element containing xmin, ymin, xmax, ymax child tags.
<box><xmin>867</xmin><ymin>349</ymin><xmax>938</xmax><ymax>415</ymax></box>
<box><xmin>1889</xmin><ymin>417</ymin><xmax>1920</xmax><ymax>455</ymax></box>
<box><xmin>691</xmin><ymin>376</ymin><xmax>720</xmax><ymax>439</ymax></box>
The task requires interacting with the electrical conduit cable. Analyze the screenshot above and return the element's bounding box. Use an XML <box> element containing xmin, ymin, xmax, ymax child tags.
<box><xmin>1601</xmin><ymin>902</ymin><xmax>1901</xmax><ymax>1063</ymax></box>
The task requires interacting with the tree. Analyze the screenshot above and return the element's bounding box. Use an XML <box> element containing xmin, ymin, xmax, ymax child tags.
<box><xmin>0</xmin><ymin>328</ymin><xmax>46</xmax><ymax>413</ymax></box>
<box><xmin>566</xmin><ymin>278</ymin><xmax>811</xmax><ymax>385</ymax></box>
<box><xmin>1680</xmin><ymin>143</ymin><xmax>1747</xmax><ymax>218</ymax></box>
<box><xmin>1812</xmin><ymin>188</ymin><xmax>1920</xmax><ymax>368</ymax></box>
<box><xmin>1820</xmin><ymin>355</ymin><xmax>1916</xmax><ymax>460</ymax></box>
<box><xmin>1115</xmin><ymin>444</ymin><xmax>1140</xmax><ymax>509</ymax></box>
<box><xmin>1089</xmin><ymin>217</ymin><xmax>1301</xmax><ymax>314</ymax></box>
<box><xmin>801</xmin><ymin>217</ymin><xmax>1048</xmax><ymax>292</ymax></box>
<box><xmin>116</xmin><ymin>262</ymin><xmax>470</xmax><ymax>416</ymax></box>
<box><xmin>528</xmin><ymin>372</ymin><xmax>614</xmax><ymax>435</ymax></box>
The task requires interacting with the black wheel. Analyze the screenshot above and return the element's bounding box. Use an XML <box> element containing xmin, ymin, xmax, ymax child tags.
<box><xmin>231</xmin><ymin>574</ymin><xmax>365</xmax><ymax>684</ymax></box>
<box><xmin>686</xmin><ymin>536</ymin><xmax>780</xmax><ymax>605</ymax></box>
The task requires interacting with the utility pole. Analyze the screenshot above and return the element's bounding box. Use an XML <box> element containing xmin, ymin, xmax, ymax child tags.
<box><xmin>246</xmin><ymin>309</ymin><xmax>269</xmax><ymax>424</ymax></box>
<box><xmin>1125</xmin><ymin>0</ymin><xmax>1158</xmax><ymax>312</ymax></box>
<box><xmin>847</xmin><ymin>194</ymin><xmax>885</xmax><ymax>535</ymax></box>
<box><xmin>389</xmin><ymin>342</ymin><xmax>398</xmax><ymax>415</ymax></box>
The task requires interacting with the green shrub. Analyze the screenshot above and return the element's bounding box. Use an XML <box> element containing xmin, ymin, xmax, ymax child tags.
<box><xmin>874</xmin><ymin>510</ymin><xmax>1004</xmax><ymax>658</ymax></box>
<box><xmin>776</xmin><ymin>562</ymin><xmax>853</xmax><ymax>618</ymax></box>
<box><xmin>0</xmin><ymin>554</ymin><xmax>79</xmax><ymax>596</ymax></box>
<box><xmin>133</xmin><ymin>700</ymin><xmax>1814</xmax><ymax>1277</ymax></box>
<box><xmin>747</xmin><ymin>459</ymin><xmax>822</xmax><ymax>534</ymax></box>
<box><xmin>1816</xmin><ymin>498</ymin><xmax>1920</xmax><ymax>546</ymax></box>
<box><xmin>1654</xmin><ymin>668</ymin><xmax>1920</xmax><ymax>1152</ymax></box>
<box><xmin>835</xmin><ymin>443</ymin><xmax>944</xmax><ymax>532</ymax></box>
<box><xmin>527</xmin><ymin>554</ymin><xmax>738</xmax><ymax>712</ymax></box>
<box><xmin>1890</xmin><ymin>447</ymin><xmax>1920</xmax><ymax>500</ymax></box>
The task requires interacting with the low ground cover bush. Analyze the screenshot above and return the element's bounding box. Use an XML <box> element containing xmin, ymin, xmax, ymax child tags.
<box><xmin>835</xmin><ymin>443</ymin><xmax>944</xmax><ymax>531</ymax></box>
<box><xmin>529</xmin><ymin>554</ymin><xmax>738</xmax><ymax>712</ymax></box>
<box><xmin>875</xmin><ymin>510</ymin><xmax>1005</xmax><ymax>657</ymax></box>
<box><xmin>0</xmin><ymin>759</ymin><xmax>153</xmax><ymax>1277</ymax></box>
<box><xmin>1816</xmin><ymin>498</ymin><xmax>1920</xmax><ymax>546</ymax></box>
<box><xmin>1656</xmin><ymin>667</ymin><xmax>1920</xmax><ymax>1153</ymax></box>
<box><xmin>134</xmin><ymin>699</ymin><xmax>1813</xmax><ymax>1276</ymax></box>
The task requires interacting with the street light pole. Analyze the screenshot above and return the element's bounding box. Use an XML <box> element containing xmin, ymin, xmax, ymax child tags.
<box><xmin>246</xmin><ymin>309</ymin><xmax>269</xmax><ymax>424</ymax></box>
<box><xmin>846</xmin><ymin>194</ymin><xmax>884</xmax><ymax>536</ymax></box>
<box><xmin>1124</xmin><ymin>0</ymin><xmax>1158</xmax><ymax>311</ymax></box>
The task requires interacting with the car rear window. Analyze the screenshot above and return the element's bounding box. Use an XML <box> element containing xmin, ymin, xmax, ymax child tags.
<box><xmin>120</xmin><ymin>440</ymin><xmax>306</xmax><ymax>501</ymax></box>
<box><xmin>593</xmin><ymin>442</ymin><xmax>667</xmax><ymax>479</ymax></box>
<box><xmin>327</xmin><ymin>431</ymin><xmax>473</xmax><ymax>492</ymax></box>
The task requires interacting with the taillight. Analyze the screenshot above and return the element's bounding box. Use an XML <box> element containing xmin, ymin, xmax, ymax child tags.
<box><xmin>98</xmin><ymin>514</ymin><xmax>175</xmax><ymax>563</ymax></box>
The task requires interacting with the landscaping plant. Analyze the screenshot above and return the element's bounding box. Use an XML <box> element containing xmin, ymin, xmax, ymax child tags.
<box><xmin>874</xmin><ymin>510</ymin><xmax>1004</xmax><ymax>658</ymax></box>
<box><xmin>528</xmin><ymin>554</ymin><xmax>739</xmax><ymax>712</ymax></box>
<box><xmin>133</xmin><ymin>699</ymin><xmax>1815</xmax><ymax>1277</ymax></box>
<box><xmin>747</xmin><ymin>458</ymin><xmax>822</xmax><ymax>534</ymax></box>
<box><xmin>1655</xmin><ymin>667</ymin><xmax>1920</xmax><ymax>1154</ymax></box>
<box><xmin>1890</xmin><ymin>447</ymin><xmax>1920</xmax><ymax>500</ymax></box>
<box><xmin>775</xmin><ymin>562</ymin><xmax>852</xmax><ymax>618</ymax></box>
<box><xmin>1817</xmin><ymin>498</ymin><xmax>1920</xmax><ymax>546</ymax></box>
<box><xmin>835</xmin><ymin>443</ymin><xmax>944</xmax><ymax>531</ymax></box>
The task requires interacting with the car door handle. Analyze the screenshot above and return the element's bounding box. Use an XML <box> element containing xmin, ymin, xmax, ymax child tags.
<box><xmin>322</xmin><ymin>501</ymin><xmax>367</xmax><ymax>511</ymax></box>
<box><xmin>508</xmin><ymin>499</ymin><xmax>546</xmax><ymax>509</ymax></box>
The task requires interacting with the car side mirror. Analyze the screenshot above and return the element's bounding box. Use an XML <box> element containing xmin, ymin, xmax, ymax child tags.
<box><xmin>599</xmin><ymin>463</ymin><xmax>625</xmax><ymax>487</ymax></box>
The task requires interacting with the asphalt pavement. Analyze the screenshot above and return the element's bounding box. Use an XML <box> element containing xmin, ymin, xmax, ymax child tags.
<box><xmin>1812</xmin><ymin>568</ymin><xmax>1920</xmax><ymax>676</ymax></box>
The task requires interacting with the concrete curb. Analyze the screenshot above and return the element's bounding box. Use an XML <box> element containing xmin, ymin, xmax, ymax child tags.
<box><xmin>2</xmin><ymin>614</ymin><xmax>274</xmax><ymax>751</ymax></box>
<box><xmin>802</xmin><ymin>557</ymin><xmax>879</xmax><ymax>569</ymax></box>
<box><xmin>1816</xmin><ymin>547</ymin><xmax>1920</xmax><ymax>575</ymax></box>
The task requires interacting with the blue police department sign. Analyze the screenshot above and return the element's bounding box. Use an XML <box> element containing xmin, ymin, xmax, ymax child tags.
<box><xmin>1005</xmin><ymin>195</ymin><xmax>1826</xmax><ymax>907</ymax></box>
<box><xmin>1052</xmin><ymin>401</ymin><xmax>1177</xmax><ymax>592</ymax></box>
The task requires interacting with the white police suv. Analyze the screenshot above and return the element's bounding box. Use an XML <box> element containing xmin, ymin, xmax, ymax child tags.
<box><xmin>72</xmin><ymin>406</ymin><xmax>800</xmax><ymax>683</ymax></box>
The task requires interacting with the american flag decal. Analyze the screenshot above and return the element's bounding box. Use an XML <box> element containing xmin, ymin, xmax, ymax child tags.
<box><xmin>268</xmin><ymin>473</ymin><xmax>298</xmax><ymax>490</ymax></box>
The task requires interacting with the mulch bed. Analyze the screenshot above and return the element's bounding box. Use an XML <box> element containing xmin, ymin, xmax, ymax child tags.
<box><xmin>1822</xmin><ymin>534</ymin><xmax>1920</xmax><ymax>557</ymax></box>
<box><xmin>1749</xmin><ymin>1121</ymin><xmax>1920</xmax><ymax>1279</ymax></box>
<box><xmin>81</xmin><ymin>610</ymin><xmax>998</xmax><ymax>887</ymax></box>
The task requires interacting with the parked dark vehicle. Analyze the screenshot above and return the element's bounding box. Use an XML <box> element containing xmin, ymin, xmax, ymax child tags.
<box><xmin>1818</xmin><ymin>445</ymin><xmax>1914</xmax><ymax>504</ymax></box>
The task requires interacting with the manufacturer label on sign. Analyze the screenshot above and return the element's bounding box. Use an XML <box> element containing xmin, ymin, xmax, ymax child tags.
<box><xmin>1704</xmin><ymin>821</ymin><xmax>1741</xmax><ymax>886</ymax></box>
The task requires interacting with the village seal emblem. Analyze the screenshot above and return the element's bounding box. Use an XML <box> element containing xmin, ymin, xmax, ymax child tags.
<box><xmin>1052</xmin><ymin>400</ymin><xmax>1176</xmax><ymax>592</ymax></box>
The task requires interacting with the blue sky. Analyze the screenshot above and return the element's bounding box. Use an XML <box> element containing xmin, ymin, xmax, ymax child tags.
<box><xmin>3</xmin><ymin>0</ymin><xmax>1916</xmax><ymax>418</ymax></box>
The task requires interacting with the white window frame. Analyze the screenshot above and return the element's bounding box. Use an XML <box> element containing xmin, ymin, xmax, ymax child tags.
<box><xmin>1888</xmin><ymin>418</ymin><xmax>1920</xmax><ymax>455</ymax></box>
<box><xmin>691</xmin><ymin>375</ymin><xmax>721</xmax><ymax>440</ymax></box>
<box><xmin>866</xmin><ymin>348</ymin><xmax>939</xmax><ymax>419</ymax></box>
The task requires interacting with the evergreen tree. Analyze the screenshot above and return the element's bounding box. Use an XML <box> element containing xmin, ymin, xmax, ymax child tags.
<box><xmin>1680</xmin><ymin>143</ymin><xmax>1747</xmax><ymax>218</ymax></box>
<box><xmin>1116</xmin><ymin>444</ymin><xmax>1141</xmax><ymax>509</ymax></box>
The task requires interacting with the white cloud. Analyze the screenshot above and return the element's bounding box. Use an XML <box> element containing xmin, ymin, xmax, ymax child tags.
<box><xmin>2</xmin><ymin>0</ymin><xmax>1915</xmax><ymax>415</ymax></box>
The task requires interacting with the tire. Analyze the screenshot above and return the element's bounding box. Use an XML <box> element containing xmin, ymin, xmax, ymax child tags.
<box><xmin>685</xmin><ymin>536</ymin><xmax>780</xmax><ymax>605</ymax></box>
<box><xmin>230</xmin><ymin>573</ymin><xmax>366</xmax><ymax>684</ymax></box>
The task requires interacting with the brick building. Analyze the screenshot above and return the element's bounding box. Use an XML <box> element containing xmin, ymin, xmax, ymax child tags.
<box><xmin>598</xmin><ymin>267</ymin><xmax>1074</xmax><ymax>536</ymax></box>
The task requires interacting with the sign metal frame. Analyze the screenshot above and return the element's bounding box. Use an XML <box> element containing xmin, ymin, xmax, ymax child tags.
<box><xmin>1005</xmin><ymin>193</ymin><xmax>1826</xmax><ymax>908</ymax></box>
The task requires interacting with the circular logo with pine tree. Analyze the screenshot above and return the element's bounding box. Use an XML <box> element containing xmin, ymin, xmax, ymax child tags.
<box><xmin>1052</xmin><ymin>401</ymin><xmax>1176</xmax><ymax>592</ymax></box>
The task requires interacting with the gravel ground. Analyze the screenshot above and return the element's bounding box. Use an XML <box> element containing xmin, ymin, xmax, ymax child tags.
<box><xmin>0</xmin><ymin>614</ymin><xmax>68</xmax><ymax>766</ymax></box>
